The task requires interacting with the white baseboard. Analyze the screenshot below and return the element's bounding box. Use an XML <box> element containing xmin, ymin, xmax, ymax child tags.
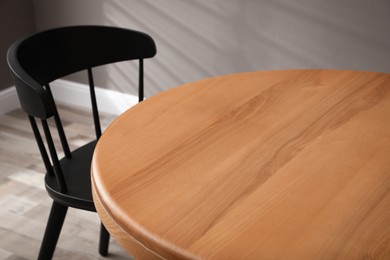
<box><xmin>0</xmin><ymin>80</ymin><xmax>138</xmax><ymax>115</ymax></box>
<box><xmin>0</xmin><ymin>87</ymin><xmax>19</xmax><ymax>115</ymax></box>
<box><xmin>50</xmin><ymin>79</ymin><xmax>138</xmax><ymax>115</ymax></box>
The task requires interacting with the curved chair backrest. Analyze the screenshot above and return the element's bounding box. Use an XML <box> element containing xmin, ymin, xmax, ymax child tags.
<box><xmin>7</xmin><ymin>25</ymin><xmax>156</xmax><ymax>119</ymax></box>
<box><xmin>6</xmin><ymin>26</ymin><xmax>157</xmax><ymax>192</ymax></box>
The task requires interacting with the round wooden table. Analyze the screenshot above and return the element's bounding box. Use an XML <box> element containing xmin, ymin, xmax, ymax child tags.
<box><xmin>92</xmin><ymin>70</ymin><xmax>390</xmax><ymax>259</ymax></box>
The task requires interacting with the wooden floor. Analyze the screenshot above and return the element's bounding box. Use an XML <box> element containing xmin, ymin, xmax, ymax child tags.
<box><xmin>0</xmin><ymin>105</ymin><xmax>131</xmax><ymax>259</ymax></box>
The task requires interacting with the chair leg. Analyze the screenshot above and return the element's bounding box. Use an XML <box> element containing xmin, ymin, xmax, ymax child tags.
<box><xmin>99</xmin><ymin>223</ymin><xmax>110</xmax><ymax>256</ymax></box>
<box><xmin>38</xmin><ymin>201</ymin><xmax>68</xmax><ymax>260</ymax></box>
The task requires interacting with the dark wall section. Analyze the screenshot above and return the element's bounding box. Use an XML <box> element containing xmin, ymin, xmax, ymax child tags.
<box><xmin>0</xmin><ymin>0</ymin><xmax>35</xmax><ymax>91</ymax></box>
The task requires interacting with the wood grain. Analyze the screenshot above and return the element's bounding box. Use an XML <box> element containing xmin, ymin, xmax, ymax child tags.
<box><xmin>92</xmin><ymin>70</ymin><xmax>390</xmax><ymax>259</ymax></box>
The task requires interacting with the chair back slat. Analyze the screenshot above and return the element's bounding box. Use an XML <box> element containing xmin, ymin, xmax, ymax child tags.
<box><xmin>87</xmin><ymin>68</ymin><xmax>102</xmax><ymax>139</ymax></box>
<box><xmin>13</xmin><ymin>26</ymin><xmax>156</xmax><ymax>86</ymax></box>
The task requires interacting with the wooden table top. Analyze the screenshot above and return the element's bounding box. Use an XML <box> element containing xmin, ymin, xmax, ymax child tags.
<box><xmin>92</xmin><ymin>70</ymin><xmax>390</xmax><ymax>259</ymax></box>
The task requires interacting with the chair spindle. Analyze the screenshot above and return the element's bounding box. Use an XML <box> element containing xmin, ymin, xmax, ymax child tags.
<box><xmin>41</xmin><ymin>119</ymin><xmax>67</xmax><ymax>192</ymax></box>
<box><xmin>28</xmin><ymin>115</ymin><xmax>54</xmax><ymax>177</ymax></box>
<box><xmin>45</xmin><ymin>84</ymin><xmax>72</xmax><ymax>159</ymax></box>
<box><xmin>139</xmin><ymin>59</ymin><xmax>144</xmax><ymax>102</ymax></box>
<box><xmin>87</xmin><ymin>68</ymin><xmax>102</xmax><ymax>139</ymax></box>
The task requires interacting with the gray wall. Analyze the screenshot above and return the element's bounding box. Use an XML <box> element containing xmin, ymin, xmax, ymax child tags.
<box><xmin>4</xmin><ymin>0</ymin><xmax>390</xmax><ymax>96</ymax></box>
<box><xmin>0</xmin><ymin>0</ymin><xmax>35</xmax><ymax>91</ymax></box>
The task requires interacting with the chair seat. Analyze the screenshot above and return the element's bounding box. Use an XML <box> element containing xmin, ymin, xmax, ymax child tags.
<box><xmin>45</xmin><ymin>140</ymin><xmax>97</xmax><ymax>211</ymax></box>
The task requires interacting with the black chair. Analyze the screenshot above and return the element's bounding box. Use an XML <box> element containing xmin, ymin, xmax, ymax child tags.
<box><xmin>6</xmin><ymin>26</ymin><xmax>156</xmax><ymax>259</ymax></box>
